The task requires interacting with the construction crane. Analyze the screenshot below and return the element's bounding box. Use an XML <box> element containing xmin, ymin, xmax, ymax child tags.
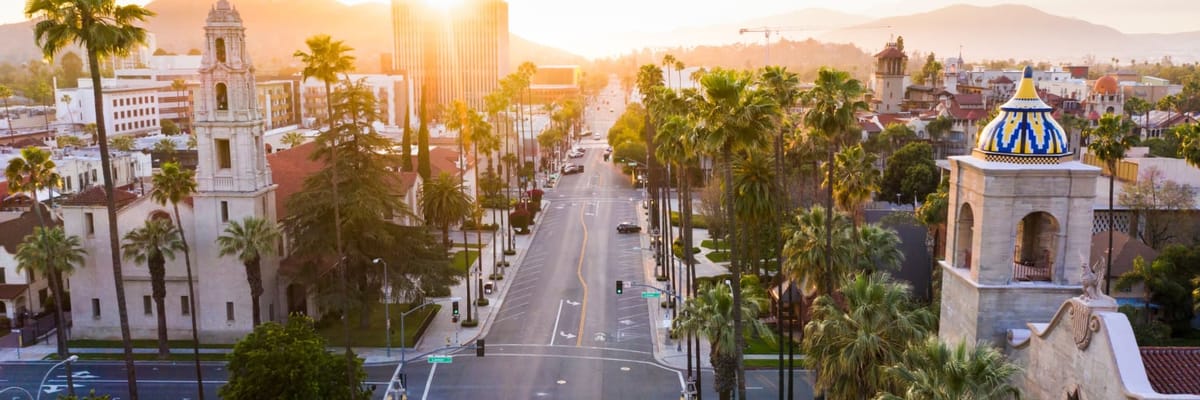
<box><xmin>738</xmin><ymin>25</ymin><xmax>892</xmax><ymax>65</ymax></box>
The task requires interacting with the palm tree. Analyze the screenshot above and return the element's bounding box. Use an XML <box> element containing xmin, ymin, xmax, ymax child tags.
<box><xmin>925</xmin><ymin>116</ymin><xmax>952</xmax><ymax>159</ymax></box>
<box><xmin>216</xmin><ymin>217</ymin><xmax>281</xmax><ymax>327</ymax></box>
<box><xmin>170</xmin><ymin>78</ymin><xmax>189</xmax><ymax>133</ymax></box>
<box><xmin>782</xmin><ymin>206</ymin><xmax>857</xmax><ymax>296</ymax></box>
<box><xmin>5</xmin><ymin>146</ymin><xmax>61</xmax><ymax>225</ymax></box>
<box><xmin>516</xmin><ymin>62</ymin><xmax>538</xmax><ymax>180</ymax></box>
<box><xmin>826</xmin><ymin>144</ymin><xmax>880</xmax><ymax>225</ymax></box>
<box><xmin>0</xmin><ymin>84</ymin><xmax>13</xmax><ymax>135</ymax></box>
<box><xmin>27</xmin><ymin>0</ymin><xmax>155</xmax><ymax>387</ymax></box>
<box><xmin>121</xmin><ymin>218</ymin><xmax>184</xmax><ymax>359</ymax></box>
<box><xmin>661</xmin><ymin>54</ymin><xmax>677</xmax><ymax>90</ymax></box>
<box><xmin>876</xmin><ymin>337</ymin><xmax>1021</xmax><ymax>400</ymax></box>
<box><xmin>1124</xmin><ymin>96</ymin><xmax>1151</xmax><ymax>137</ymax></box>
<box><xmin>420</xmin><ymin>172</ymin><xmax>473</xmax><ymax>250</ymax></box>
<box><xmin>1115</xmin><ymin>256</ymin><xmax>1184</xmax><ymax>325</ymax></box>
<box><xmin>109</xmin><ymin>135</ymin><xmax>135</xmax><ymax>152</ymax></box>
<box><xmin>856</xmin><ymin>224</ymin><xmax>905</xmax><ymax>273</ymax></box>
<box><xmin>695</xmin><ymin>68</ymin><xmax>779</xmax><ymax>399</ymax></box>
<box><xmin>674</xmin><ymin>279</ymin><xmax>773</xmax><ymax>400</ymax></box>
<box><xmin>801</xmin><ymin>67</ymin><xmax>868</xmax><ymax>302</ymax></box>
<box><xmin>803</xmin><ymin>273</ymin><xmax>935</xmax><ymax>400</ymax></box>
<box><xmin>1176</xmin><ymin>123</ymin><xmax>1200</xmax><ymax>168</ymax></box>
<box><xmin>60</xmin><ymin>93</ymin><xmax>74</xmax><ymax>126</ymax></box>
<box><xmin>15</xmin><ymin>227</ymin><xmax>84</xmax><ymax>361</ymax></box>
<box><xmin>149</xmin><ymin>161</ymin><xmax>204</xmax><ymax>398</ymax></box>
<box><xmin>731</xmin><ymin>148</ymin><xmax>777</xmax><ymax>275</ymax></box>
<box><xmin>281</xmin><ymin>131</ymin><xmax>306</xmax><ymax>149</ymax></box>
<box><xmin>1086</xmin><ymin>113</ymin><xmax>1137</xmax><ymax>294</ymax></box>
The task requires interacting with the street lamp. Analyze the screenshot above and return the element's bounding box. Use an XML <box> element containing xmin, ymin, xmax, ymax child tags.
<box><xmin>397</xmin><ymin>299</ymin><xmax>455</xmax><ymax>367</ymax></box>
<box><xmin>373</xmin><ymin>258</ymin><xmax>392</xmax><ymax>358</ymax></box>
<box><xmin>37</xmin><ymin>355</ymin><xmax>78</xmax><ymax>400</ymax></box>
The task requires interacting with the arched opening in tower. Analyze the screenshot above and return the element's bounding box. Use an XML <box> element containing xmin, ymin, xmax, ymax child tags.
<box><xmin>955</xmin><ymin>203</ymin><xmax>974</xmax><ymax>270</ymax></box>
<box><xmin>1013</xmin><ymin>211</ymin><xmax>1058</xmax><ymax>282</ymax></box>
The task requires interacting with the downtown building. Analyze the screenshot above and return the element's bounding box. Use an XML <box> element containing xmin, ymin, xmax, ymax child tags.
<box><xmin>391</xmin><ymin>0</ymin><xmax>509</xmax><ymax>114</ymax></box>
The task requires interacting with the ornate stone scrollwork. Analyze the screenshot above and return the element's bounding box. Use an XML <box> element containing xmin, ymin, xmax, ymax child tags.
<box><xmin>1070</xmin><ymin>301</ymin><xmax>1101</xmax><ymax>350</ymax></box>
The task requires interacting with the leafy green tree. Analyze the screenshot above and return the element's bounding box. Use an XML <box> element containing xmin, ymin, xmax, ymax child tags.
<box><xmin>1116</xmin><ymin>255</ymin><xmax>1186</xmax><ymax>326</ymax></box>
<box><xmin>1087</xmin><ymin>113</ymin><xmax>1138</xmax><ymax>293</ymax></box>
<box><xmin>804</xmin><ymin>273</ymin><xmax>936</xmax><ymax>400</ymax></box>
<box><xmin>107</xmin><ymin>135</ymin><xmax>134</xmax><ymax>152</ymax></box>
<box><xmin>15</xmin><ymin>227</ymin><xmax>84</xmax><ymax>359</ymax></box>
<box><xmin>57</xmin><ymin>135</ymin><xmax>87</xmax><ymax>148</ymax></box>
<box><xmin>160</xmin><ymin>119</ymin><xmax>179</xmax><ymax>135</ymax></box>
<box><xmin>56</xmin><ymin>390</ymin><xmax>112</xmax><ymax>400</ymax></box>
<box><xmin>57</xmin><ymin>51</ymin><xmax>84</xmax><ymax>89</ymax></box>
<box><xmin>417</xmin><ymin>90</ymin><xmax>432</xmax><ymax>181</ymax></box>
<box><xmin>420</xmin><ymin>172</ymin><xmax>472</xmax><ymax>250</ymax></box>
<box><xmin>913</xmin><ymin>53</ymin><xmax>942</xmax><ymax>86</ymax></box>
<box><xmin>1118</xmin><ymin>167</ymin><xmax>1197</xmax><ymax>249</ymax></box>
<box><xmin>694</xmin><ymin>68</ymin><xmax>779</xmax><ymax>399</ymax></box>
<box><xmin>121</xmin><ymin>218</ymin><xmax>184</xmax><ymax>359</ymax></box>
<box><xmin>149</xmin><ymin>161</ymin><xmax>204</xmax><ymax>397</ymax></box>
<box><xmin>217</xmin><ymin>217</ymin><xmax>281</xmax><ymax>327</ymax></box>
<box><xmin>1176</xmin><ymin>123</ymin><xmax>1200</xmax><ymax>168</ymax></box>
<box><xmin>281</xmin><ymin>131</ymin><xmax>306</xmax><ymax>149</ymax></box>
<box><xmin>875</xmin><ymin>337</ymin><xmax>1021</xmax><ymax>400</ymax></box>
<box><xmin>878</xmin><ymin>142</ymin><xmax>939</xmax><ymax>208</ymax></box>
<box><xmin>674</xmin><ymin>279</ymin><xmax>773</xmax><ymax>400</ymax></box>
<box><xmin>220</xmin><ymin>316</ymin><xmax>372</xmax><ymax>400</ymax></box>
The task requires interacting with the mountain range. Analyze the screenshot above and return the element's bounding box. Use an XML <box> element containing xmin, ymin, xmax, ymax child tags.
<box><xmin>0</xmin><ymin>2</ymin><xmax>1195</xmax><ymax>71</ymax></box>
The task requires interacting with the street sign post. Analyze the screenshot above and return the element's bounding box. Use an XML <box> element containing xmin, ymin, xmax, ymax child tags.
<box><xmin>641</xmin><ymin>291</ymin><xmax>661</xmax><ymax>299</ymax></box>
<box><xmin>427</xmin><ymin>355</ymin><xmax>453</xmax><ymax>364</ymax></box>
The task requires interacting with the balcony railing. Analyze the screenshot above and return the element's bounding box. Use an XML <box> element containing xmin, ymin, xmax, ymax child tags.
<box><xmin>1013</xmin><ymin>261</ymin><xmax>1051</xmax><ymax>282</ymax></box>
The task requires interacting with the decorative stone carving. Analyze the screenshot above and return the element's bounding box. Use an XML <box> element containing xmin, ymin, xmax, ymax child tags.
<box><xmin>1069</xmin><ymin>300</ymin><xmax>1101</xmax><ymax>350</ymax></box>
<box><xmin>1079</xmin><ymin>252</ymin><xmax>1102</xmax><ymax>301</ymax></box>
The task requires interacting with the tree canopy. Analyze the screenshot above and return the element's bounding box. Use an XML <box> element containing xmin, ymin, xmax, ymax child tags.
<box><xmin>220</xmin><ymin>316</ymin><xmax>372</xmax><ymax>400</ymax></box>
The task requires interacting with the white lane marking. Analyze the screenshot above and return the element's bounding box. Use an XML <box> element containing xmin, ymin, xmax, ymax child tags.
<box><xmin>421</xmin><ymin>362</ymin><xmax>438</xmax><ymax>400</ymax></box>
<box><xmin>494</xmin><ymin>311</ymin><xmax>527</xmax><ymax>324</ymax></box>
<box><xmin>549</xmin><ymin>299</ymin><xmax>564</xmax><ymax>346</ymax></box>
<box><xmin>486</xmin><ymin>353</ymin><xmax>686</xmax><ymax>390</ymax></box>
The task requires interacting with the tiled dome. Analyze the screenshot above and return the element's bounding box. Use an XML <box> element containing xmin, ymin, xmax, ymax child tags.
<box><xmin>975</xmin><ymin>66</ymin><xmax>1071</xmax><ymax>162</ymax></box>
<box><xmin>1093</xmin><ymin>75</ymin><xmax>1119</xmax><ymax>95</ymax></box>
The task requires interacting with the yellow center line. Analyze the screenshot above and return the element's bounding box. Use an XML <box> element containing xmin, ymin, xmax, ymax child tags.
<box><xmin>574</xmin><ymin>203</ymin><xmax>589</xmax><ymax>347</ymax></box>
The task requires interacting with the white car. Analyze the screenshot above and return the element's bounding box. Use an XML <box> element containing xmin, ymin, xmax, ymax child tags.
<box><xmin>567</xmin><ymin>150</ymin><xmax>584</xmax><ymax>158</ymax></box>
<box><xmin>593</xmin><ymin>133</ymin><xmax>603</xmax><ymax>140</ymax></box>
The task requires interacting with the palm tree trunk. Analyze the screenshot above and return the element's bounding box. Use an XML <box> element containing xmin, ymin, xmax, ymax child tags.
<box><xmin>723</xmin><ymin>146</ymin><xmax>747</xmax><ymax>400</ymax></box>
<box><xmin>824</xmin><ymin>147</ymin><xmax>835</xmax><ymax>295</ymax></box>
<box><xmin>46</xmin><ymin>270</ymin><xmax>68</xmax><ymax>357</ymax></box>
<box><xmin>171</xmin><ymin>203</ymin><xmax>205</xmax><ymax>400</ymax></box>
<box><xmin>247</xmin><ymin>259</ymin><xmax>264</xmax><ymax>327</ymax></box>
<box><xmin>1106</xmin><ymin>171</ymin><xmax>1114</xmax><ymax>294</ymax></box>
<box><xmin>154</xmin><ymin>295</ymin><xmax>169</xmax><ymax>359</ymax></box>
<box><xmin>89</xmin><ymin>46</ymin><xmax>139</xmax><ymax>400</ymax></box>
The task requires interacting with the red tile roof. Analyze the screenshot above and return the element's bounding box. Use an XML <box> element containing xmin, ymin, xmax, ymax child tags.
<box><xmin>429</xmin><ymin>147</ymin><xmax>464</xmax><ymax>178</ymax></box>
<box><xmin>0</xmin><ymin>284</ymin><xmax>29</xmax><ymax>300</ymax></box>
<box><xmin>0</xmin><ymin>209</ymin><xmax>49</xmax><ymax>253</ymax></box>
<box><xmin>398</xmin><ymin>171</ymin><xmax>419</xmax><ymax>194</ymax></box>
<box><xmin>61</xmin><ymin>185</ymin><xmax>139</xmax><ymax>208</ymax></box>
<box><xmin>266</xmin><ymin>141</ymin><xmax>324</xmax><ymax>220</ymax></box>
<box><xmin>877</xmin><ymin>114</ymin><xmax>907</xmax><ymax>128</ymax></box>
<box><xmin>874</xmin><ymin>46</ymin><xmax>905</xmax><ymax>59</ymax></box>
<box><xmin>947</xmin><ymin>104</ymin><xmax>987</xmax><ymax>121</ymax></box>
<box><xmin>1139</xmin><ymin>347</ymin><xmax>1200</xmax><ymax>395</ymax></box>
<box><xmin>953</xmin><ymin>93</ymin><xmax>984</xmax><ymax>106</ymax></box>
<box><xmin>990</xmin><ymin>75</ymin><xmax>1013</xmax><ymax>84</ymax></box>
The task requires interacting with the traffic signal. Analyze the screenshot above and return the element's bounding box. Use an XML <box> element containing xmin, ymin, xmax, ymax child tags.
<box><xmin>616</xmin><ymin>280</ymin><xmax>624</xmax><ymax>295</ymax></box>
<box><xmin>476</xmin><ymin>339</ymin><xmax>486</xmax><ymax>357</ymax></box>
<box><xmin>452</xmin><ymin>301</ymin><xmax>460</xmax><ymax>316</ymax></box>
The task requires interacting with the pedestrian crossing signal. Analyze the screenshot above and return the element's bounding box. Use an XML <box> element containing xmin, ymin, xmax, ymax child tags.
<box><xmin>616</xmin><ymin>280</ymin><xmax>624</xmax><ymax>294</ymax></box>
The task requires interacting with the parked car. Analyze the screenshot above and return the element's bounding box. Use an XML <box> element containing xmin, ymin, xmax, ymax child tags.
<box><xmin>562</xmin><ymin>164</ymin><xmax>584</xmax><ymax>175</ymax></box>
<box><xmin>616</xmin><ymin>222</ymin><xmax>641</xmax><ymax>233</ymax></box>
<box><xmin>568</xmin><ymin>150</ymin><xmax>584</xmax><ymax>158</ymax></box>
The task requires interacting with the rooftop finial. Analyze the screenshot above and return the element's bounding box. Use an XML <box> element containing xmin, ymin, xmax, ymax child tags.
<box><xmin>1023</xmin><ymin>65</ymin><xmax>1033</xmax><ymax>79</ymax></box>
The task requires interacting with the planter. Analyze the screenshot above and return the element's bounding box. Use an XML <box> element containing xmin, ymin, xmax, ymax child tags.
<box><xmin>475</xmin><ymin>298</ymin><xmax>489</xmax><ymax>307</ymax></box>
<box><xmin>503</xmin><ymin>249</ymin><xmax>517</xmax><ymax>256</ymax></box>
<box><xmin>489</xmin><ymin>273</ymin><xmax>505</xmax><ymax>280</ymax></box>
<box><xmin>656</xmin><ymin>275</ymin><xmax>669</xmax><ymax>282</ymax></box>
<box><xmin>460</xmin><ymin>319</ymin><xmax>479</xmax><ymax>327</ymax></box>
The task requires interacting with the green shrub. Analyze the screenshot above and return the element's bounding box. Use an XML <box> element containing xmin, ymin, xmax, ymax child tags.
<box><xmin>668</xmin><ymin>211</ymin><xmax>708</xmax><ymax>229</ymax></box>
<box><xmin>460</xmin><ymin>319</ymin><xmax>479</xmax><ymax>327</ymax></box>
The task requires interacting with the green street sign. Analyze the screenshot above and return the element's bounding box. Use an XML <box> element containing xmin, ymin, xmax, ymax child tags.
<box><xmin>641</xmin><ymin>291</ymin><xmax>661</xmax><ymax>299</ymax></box>
<box><xmin>428</xmin><ymin>355</ymin><xmax>453</xmax><ymax>364</ymax></box>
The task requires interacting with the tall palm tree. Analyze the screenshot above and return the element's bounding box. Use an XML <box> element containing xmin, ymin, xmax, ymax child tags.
<box><xmin>216</xmin><ymin>216</ymin><xmax>281</xmax><ymax>327</ymax></box>
<box><xmin>1086</xmin><ymin>113</ymin><xmax>1137</xmax><ymax>294</ymax></box>
<box><xmin>661</xmin><ymin>54</ymin><xmax>677</xmax><ymax>90</ymax></box>
<box><xmin>294</xmin><ymin>35</ymin><xmax>356</xmax><ymax>386</ymax></box>
<box><xmin>15</xmin><ymin>227</ymin><xmax>84</xmax><ymax>361</ymax></box>
<box><xmin>826</xmin><ymin>144</ymin><xmax>880</xmax><ymax>226</ymax></box>
<box><xmin>170</xmin><ymin>78</ymin><xmax>189</xmax><ymax>133</ymax></box>
<box><xmin>281</xmin><ymin>131</ymin><xmax>306</xmax><ymax>149</ymax></box>
<box><xmin>420</xmin><ymin>172</ymin><xmax>473</xmax><ymax>251</ymax></box>
<box><xmin>803</xmin><ymin>273</ymin><xmax>935</xmax><ymax>400</ymax></box>
<box><xmin>695</xmin><ymin>68</ymin><xmax>779</xmax><ymax>399</ymax></box>
<box><xmin>517</xmin><ymin>62</ymin><xmax>538</xmax><ymax>181</ymax></box>
<box><xmin>1176</xmin><ymin>123</ymin><xmax>1200</xmax><ymax>168</ymax></box>
<box><xmin>801</xmin><ymin>67</ymin><xmax>868</xmax><ymax>300</ymax></box>
<box><xmin>121</xmin><ymin>218</ymin><xmax>184</xmax><ymax>359</ymax></box>
<box><xmin>0</xmin><ymin>84</ymin><xmax>12</xmax><ymax>135</ymax></box>
<box><xmin>856</xmin><ymin>224</ymin><xmax>905</xmax><ymax>274</ymax></box>
<box><xmin>149</xmin><ymin>161</ymin><xmax>204</xmax><ymax>398</ymax></box>
<box><xmin>674</xmin><ymin>279</ymin><xmax>773</xmax><ymax>400</ymax></box>
<box><xmin>5</xmin><ymin>146</ymin><xmax>61</xmax><ymax>225</ymax></box>
<box><xmin>877</xmin><ymin>337</ymin><xmax>1021</xmax><ymax>400</ymax></box>
<box><xmin>731</xmin><ymin>148</ymin><xmax>777</xmax><ymax>276</ymax></box>
<box><xmin>26</xmin><ymin>0</ymin><xmax>155</xmax><ymax>388</ymax></box>
<box><xmin>782</xmin><ymin>206</ymin><xmax>857</xmax><ymax>296</ymax></box>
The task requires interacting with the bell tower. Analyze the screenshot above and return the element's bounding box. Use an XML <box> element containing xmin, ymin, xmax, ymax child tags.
<box><xmin>939</xmin><ymin>66</ymin><xmax>1101</xmax><ymax>346</ymax></box>
<box><xmin>191</xmin><ymin>0</ymin><xmax>278</xmax><ymax>340</ymax></box>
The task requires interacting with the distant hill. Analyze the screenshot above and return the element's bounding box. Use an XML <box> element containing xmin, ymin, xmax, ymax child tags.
<box><xmin>819</xmin><ymin>4</ymin><xmax>1199</xmax><ymax>64</ymax></box>
<box><xmin>0</xmin><ymin>0</ymin><xmax>585</xmax><ymax>73</ymax></box>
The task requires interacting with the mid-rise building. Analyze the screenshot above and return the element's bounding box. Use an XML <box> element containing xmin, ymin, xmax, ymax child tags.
<box><xmin>392</xmin><ymin>0</ymin><xmax>509</xmax><ymax>112</ymax></box>
<box><xmin>299</xmin><ymin>74</ymin><xmax>410</xmax><ymax>129</ymax></box>
<box><xmin>529</xmin><ymin>65</ymin><xmax>579</xmax><ymax>104</ymax></box>
<box><xmin>56</xmin><ymin>79</ymin><xmax>168</xmax><ymax>137</ymax></box>
<box><xmin>257</xmin><ymin>80</ymin><xmax>300</xmax><ymax>130</ymax></box>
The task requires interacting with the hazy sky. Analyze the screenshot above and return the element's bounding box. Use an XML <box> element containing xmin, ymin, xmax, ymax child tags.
<box><xmin>3</xmin><ymin>0</ymin><xmax>1196</xmax><ymax>57</ymax></box>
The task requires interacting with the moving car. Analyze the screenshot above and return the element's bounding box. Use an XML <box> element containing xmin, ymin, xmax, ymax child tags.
<box><xmin>616</xmin><ymin>222</ymin><xmax>641</xmax><ymax>233</ymax></box>
<box><xmin>568</xmin><ymin>150</ymin><xmax>584</xmax><ymax>158</ymax></box>
<box><xmin>562</xmin><ymin>164</ymin><xmax>584</xmax><ymax>175</ymax></box>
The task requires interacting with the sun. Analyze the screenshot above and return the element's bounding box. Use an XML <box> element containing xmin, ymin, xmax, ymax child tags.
<box><xmin>423</xmin><ymin>0</ymin><xmax>462</xmax><ymax>11</ymax></box>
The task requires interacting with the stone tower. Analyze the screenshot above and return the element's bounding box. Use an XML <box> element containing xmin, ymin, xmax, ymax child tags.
<box><xmin>191</xmin><ymin>0</ymin><xmax>279</xmax><ymax>340</ymax></box>
<box><xmin>873</xmin><ymin>41</ymin><xmax>907</xmax><ymax>114</ymax></box>
<box><xmin>939</xmin><ymin>66</ymin><xmax>1101</xmax><ymax>347</ymax></box>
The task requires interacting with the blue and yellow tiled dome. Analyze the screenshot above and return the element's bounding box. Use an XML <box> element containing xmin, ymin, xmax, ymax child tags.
<box><xmin>975</xmin><ymin>66</ymin><xmax>1071</xmax><ymax>163</ymax></box>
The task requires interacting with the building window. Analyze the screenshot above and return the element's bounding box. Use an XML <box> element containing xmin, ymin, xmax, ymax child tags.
<box><xmin>216</xmin><ymin>83</ymin><xmax>229</xmax><ymax>111</ymax></box>
<box><xmin>85</xmin><ymin>212</ymin><xmax>95</xmax><ymax>235</ymax></box>
<box><xmin>215</xmin><ymin>38</ymin><xmax>227</xmax><ymax>63</ymax></box>
<box><xmin>0</xmin><ymin>267</ymin><xmax>5</xmax><ymax>284</ymax></box>
<box><xmin>215</xmin><ymin>138</ymin><xmax>232</xmax><ymax>169</ymax></box>
<box><xmin>91</xmin><ymin>170</ymin><xmax>96</xmax><ymax>182</ymax></box>
<box><xmin>220</xmin><ymin>201</ymin><xmax>229</xmax><ymax>222</ymax></box>
<box><xmin>143</xmin><ymin>295</ymin><xmax>152</xmax><ymax>315</ymax></box>
<box><xmin>181</xmin><ymin>296</ymin><xmax>190</xmax><ymax>315</ymax></box>
<box><xmin>92</xmin><ymin>298</ymin><xmax>101</xmax><ymax>318</ymax></box>
<box><xmin>226</xmin><ymin>301</ymin><xmax>235</xmax><ymax>321</ymax></box>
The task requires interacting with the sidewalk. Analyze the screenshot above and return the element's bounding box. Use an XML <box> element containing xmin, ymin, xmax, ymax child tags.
<box><xmin>638</xmin><ymin>200</ymin><xmax>715</xmax><ymax>372</ymax></box>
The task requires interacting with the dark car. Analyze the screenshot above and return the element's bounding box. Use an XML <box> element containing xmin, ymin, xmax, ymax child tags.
<box><xmin>616</xmin><ymin>222</ymin><xmax>641</xmax><ymax>233</ymax></box>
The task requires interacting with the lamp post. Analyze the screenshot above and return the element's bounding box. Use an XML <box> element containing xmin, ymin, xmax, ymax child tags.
<box><xmin>373</xmin><ymin>258</ymin><xmax>392</xmax><ymax>358</ymax></box>
<box><xmin>37</xmin><ymin>355</ymin><xmax>78</xmax><ymax>400</ymax></box>
<box><xmin>398</xmin><ymin>300</ymin><xmax>447</xmax><ymax>367</ymax></box>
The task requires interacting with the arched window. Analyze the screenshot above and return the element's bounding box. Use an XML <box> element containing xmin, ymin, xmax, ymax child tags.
<box><xmin>149</xmin><ymin>211</ymin><xmax>172</xmax><ymax>223</ymax></box>
<box><xmin>1013</xmin><ymin>212</ymin><xmax>1059</xmax><ymax>282</ymax></box>
<box><xmin>954</xmin><ymin>203</ymin><xmax>975</xmax><ymax>269</ymax></box>
<box><xmin>216</xmin><ymin>83</ymin><xmax>228</xmax><ymax>111</ymax></box>
<box><xmin>215</xmin><ymin>38</ymin><xmax>226</xmax><ymax>63</ymax></box>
